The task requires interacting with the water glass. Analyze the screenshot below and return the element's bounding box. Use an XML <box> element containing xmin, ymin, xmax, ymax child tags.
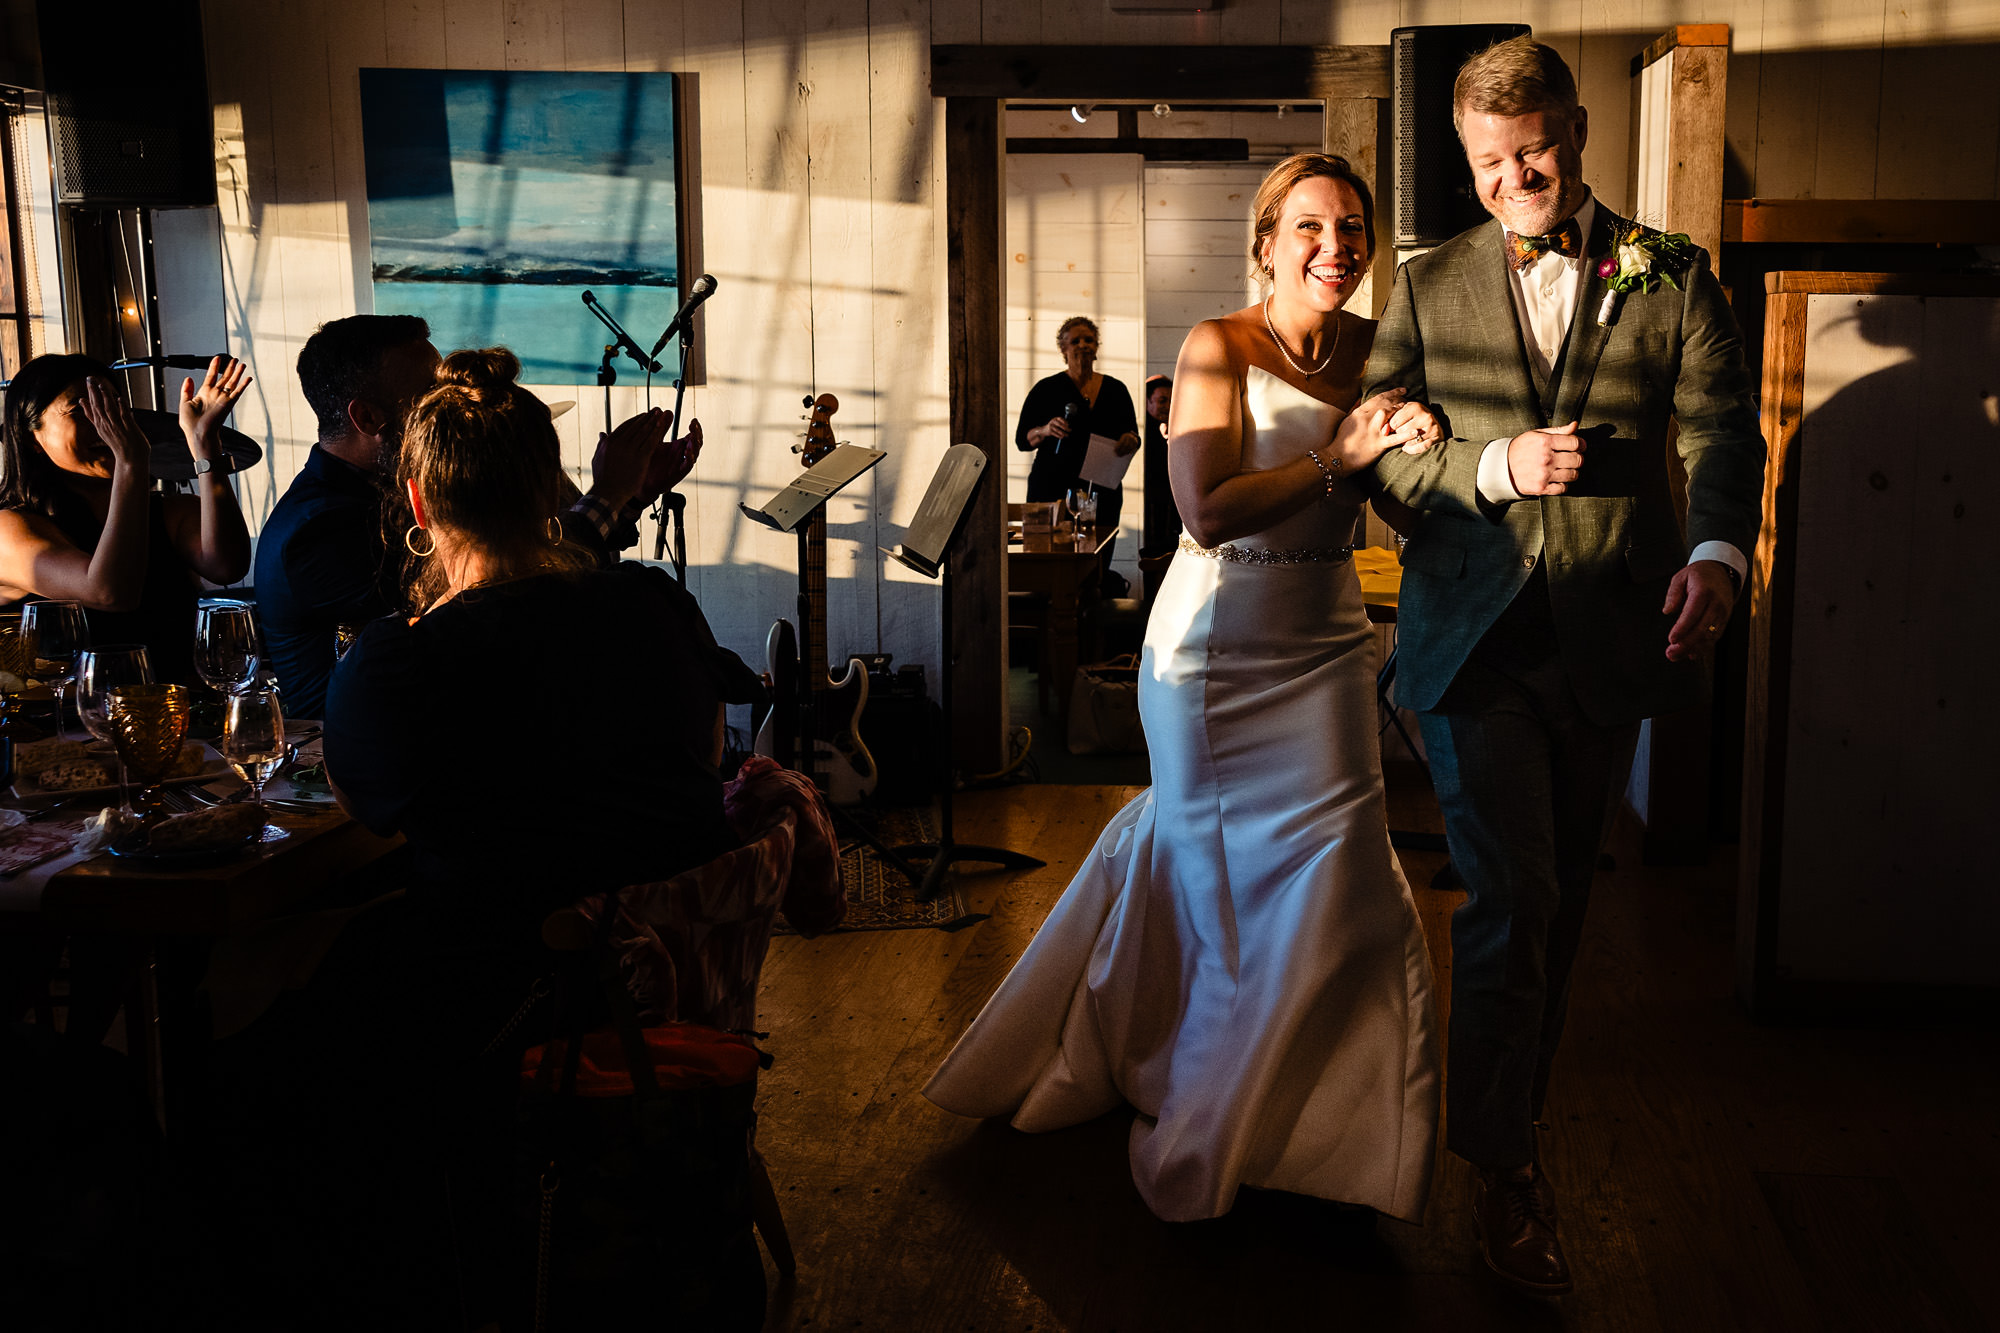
<box><xmin>195</xmin><ymin>600</ymin><xmax>261</xmax><ymax>695</ymax></box>
<box><xmin>221</xmin><ymin>687</ymin><xmax>286</xmax><ymax>806</ymax></box>
<box><xmin>22</xmin><ymin>601</ymin><xmax>87</xmax><ymax>738</ymax></box>
<box><xmin>79</xmin><ymin>646</ymin><xmax>155</xmax><ymax>814</ymax></box>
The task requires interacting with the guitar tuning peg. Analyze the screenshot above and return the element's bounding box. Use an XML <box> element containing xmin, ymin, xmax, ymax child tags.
<box><xmin>802</xmin><ymin>395</ymin><xmax>815</xmax><ymax>408</ymax></box>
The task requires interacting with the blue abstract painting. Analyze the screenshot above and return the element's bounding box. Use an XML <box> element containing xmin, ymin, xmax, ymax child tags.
<box><xmin>358</xmin><ymin>69</ymin><xmax>682</xmax><ymax>382</ymax></box>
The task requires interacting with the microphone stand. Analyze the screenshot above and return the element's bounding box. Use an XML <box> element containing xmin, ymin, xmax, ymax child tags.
<box><xmin>581</xmin><ymin>288</ymin><xmax>661</xmax><ymax>456</ymax></box>
<box><xmin>647</xmin><ymin>303</ymin><xmax>702</xmax><ymax>580</ymax></box>
<box><xmin>583</xmin><ymin>291</ymin><xmax>690</xmax><ymax>579</ymax></box>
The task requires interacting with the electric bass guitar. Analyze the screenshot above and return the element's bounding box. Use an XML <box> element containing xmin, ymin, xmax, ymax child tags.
<box><xmin>752</xmin><ymin>393</ymin><xmax>878</xmax><ymax>804</ymax></box>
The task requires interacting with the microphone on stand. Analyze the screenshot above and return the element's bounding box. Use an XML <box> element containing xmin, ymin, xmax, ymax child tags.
<box><xmin>648</xmin><ymin>274</ymin><xmax>718</xmax><ymax>359</ymax></box>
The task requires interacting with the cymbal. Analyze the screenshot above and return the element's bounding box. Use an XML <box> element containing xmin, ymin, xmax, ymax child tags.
<box><xmin>131</xmin><ymin>409</ymin><xmax>263</xmax><ymax>481</ymax></box>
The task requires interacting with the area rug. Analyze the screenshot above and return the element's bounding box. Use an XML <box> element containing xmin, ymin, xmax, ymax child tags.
<box><xmin>774</xmin><ymin>806</ymin><xmax>989</xmax><ymax>935</ymax></box>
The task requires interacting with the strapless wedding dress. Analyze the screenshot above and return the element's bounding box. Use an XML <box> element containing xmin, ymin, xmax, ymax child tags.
<box><xmin>925</xmin><ymin>366</ymin><xmax>1439</xmax><ymax>1222</ymax></box>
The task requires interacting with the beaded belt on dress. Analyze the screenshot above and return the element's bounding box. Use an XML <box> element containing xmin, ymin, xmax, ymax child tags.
<box><xmin>1177</xmin><ymin>533</ymin><xmax>1354</xmax><ymax>565</ymax></box>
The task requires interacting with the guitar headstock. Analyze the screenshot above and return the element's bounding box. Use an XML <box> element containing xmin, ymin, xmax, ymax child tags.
<box><xmin>801</xmin><ymin>392</ymin><xmax>840</xmax><ymax>466</ymax></box>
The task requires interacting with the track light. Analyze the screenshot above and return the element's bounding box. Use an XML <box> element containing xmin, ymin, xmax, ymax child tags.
<box><xmin>1153</xmin><ymin>103</ymin><xmax>1171</xmax><ymax>118</ymax></box>
<box><xmin>1070</xmin><ymin>105</ymin><xmax>1092</xmax><ymax>124</ymax></box>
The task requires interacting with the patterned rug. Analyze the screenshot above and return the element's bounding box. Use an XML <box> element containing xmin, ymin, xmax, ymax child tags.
<box><xmin>774</xmin><ymin>806</ymin><xmax>990</xmax><ymax>935</ymax></box>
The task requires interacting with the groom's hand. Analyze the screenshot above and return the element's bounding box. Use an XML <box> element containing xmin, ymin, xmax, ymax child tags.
<box><xmin>1506</xmin><ymin>421</ymin><xmax>1586</xmax><ymax>495</ymax></box>
<box><xmin>1663</xmin><ymin>560</ymin><xmax>1738</xmax><ymax>663</ymax></box>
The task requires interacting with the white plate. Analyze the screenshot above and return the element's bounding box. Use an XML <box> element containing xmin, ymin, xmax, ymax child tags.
<box><xmin>13</xmin><ymin>741</ymin><xmax>233</xmax><ymax>800</ymax></box>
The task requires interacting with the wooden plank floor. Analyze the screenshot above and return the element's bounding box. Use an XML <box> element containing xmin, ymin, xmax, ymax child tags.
<box><xmin>753</xmin><ymin>771</ymin><xmax>2000</xmax><ymax>1332</ymax></box>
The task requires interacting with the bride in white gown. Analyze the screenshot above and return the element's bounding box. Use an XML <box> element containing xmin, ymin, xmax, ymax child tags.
<box><xmin>924</xmin><ymin>154</ymin><xmax>1445</xmax><ymax>1224</ymax></box>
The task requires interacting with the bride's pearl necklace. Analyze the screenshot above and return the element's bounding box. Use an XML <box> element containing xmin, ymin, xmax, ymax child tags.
<box><xmin>1263</xmin><ymin>296</ymin><xmax>1337</xmax><ymax>377</ymax></box>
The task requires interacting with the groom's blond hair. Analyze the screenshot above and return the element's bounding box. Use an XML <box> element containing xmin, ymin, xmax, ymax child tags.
<box><xmin>1453</xmin><ymin>36</ymin><xmax>1580</xmax><ymax>139</ymax></box>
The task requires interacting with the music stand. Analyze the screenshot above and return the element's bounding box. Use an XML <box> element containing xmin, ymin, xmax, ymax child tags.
<box><xmin>885</xmin><ymin>444</ymin><xmax>1046</xmax><ymax>901</ymax></box>
<box><xmin>740</xmin><ymin>442</ymin><xmax>923</xmax><ymax>884</ymax></box>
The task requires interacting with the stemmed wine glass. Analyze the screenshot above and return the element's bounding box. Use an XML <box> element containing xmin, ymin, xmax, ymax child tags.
<box><xmin>195</xmin><ymin>600</ymin><xmax>261</xmax><ymax>695</ymax></box>
<box><xmin>221</xmin><ymin>687</ymin><xmax>286</xmax><ymax>815</ymax></box>
<box><xmin>107</xmin><ymin>683</ymin><xmax>191</xmax><ymax>814</ymax></box>
<box><xmin>22</xmin><ymin>601</ymin><xmax>87</xmax><ymax>739</ymax></box>
<box><xmin>79</xmin><ymin>645</ymin><xmax>154</xmax><ymax>815</ymax></box>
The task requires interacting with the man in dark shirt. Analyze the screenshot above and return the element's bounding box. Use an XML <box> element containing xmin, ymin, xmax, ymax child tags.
<box><xmin>255</xmin><ymin>316</ymin><xmax>439</xmax><ymax>719</ymax></box>
<box><xmin>257</xmin><ymin>316</ymin><xmax>687</xmax><ymax>717</ymax></box>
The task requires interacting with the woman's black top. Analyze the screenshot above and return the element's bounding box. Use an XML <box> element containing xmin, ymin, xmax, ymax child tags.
<box><xmin>326</xmin><ymin>562</ymin><xmax>758</xmax><ymax>967</ymax></box>
<box><xmin>9</xmin><ymin>487</ymin><xmax>200</xmax><ymax>685</ymax></box>
<box><xmin>1015</xmin><ymin>371</ymin><xmax>1138</xmax><ymax>503</ymax></box>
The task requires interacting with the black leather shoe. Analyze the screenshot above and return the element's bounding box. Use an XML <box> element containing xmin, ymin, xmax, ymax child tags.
<box><xmin>1472</xmin><ymin>1165</ymin><xmax>1572</xmax><ymax>1297</ymax></box>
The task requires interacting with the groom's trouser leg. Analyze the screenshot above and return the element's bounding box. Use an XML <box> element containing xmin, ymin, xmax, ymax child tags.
<box><xmin>1419</xmin><ymin>656</ymin><xmax>1638</xmax><ymax>1171</ymax></box>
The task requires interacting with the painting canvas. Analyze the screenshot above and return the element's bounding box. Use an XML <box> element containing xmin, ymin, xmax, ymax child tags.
<box><xmin>358</xmin><ymin>69</ymin><xmax>683</xmax><ymax>382</ymax></box>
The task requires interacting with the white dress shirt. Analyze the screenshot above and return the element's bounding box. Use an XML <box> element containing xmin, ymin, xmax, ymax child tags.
<box><xmin>1472</xmin><ymin>195</ymin><xmax>1746</xmax><ymax>583</ymax></box>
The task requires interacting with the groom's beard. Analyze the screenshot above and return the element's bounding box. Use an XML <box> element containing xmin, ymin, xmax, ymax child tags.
<box><xmin>1489</xmin><ymin>180</ymin><xmax>1585</xmax><ymax>238</ymax></box>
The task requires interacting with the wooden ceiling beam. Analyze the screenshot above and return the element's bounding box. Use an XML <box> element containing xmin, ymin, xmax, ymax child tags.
<box><xmin>931</xmin><ymin>45</ymin><xmax>1391</xmax><ymax>102</ymax></box>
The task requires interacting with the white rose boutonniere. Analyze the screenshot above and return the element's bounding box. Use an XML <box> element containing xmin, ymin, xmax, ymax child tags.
<box><xmin>1596</xmin><ymin>226</ymin><xmax>1699</xmax><ymax>327</ymax></box>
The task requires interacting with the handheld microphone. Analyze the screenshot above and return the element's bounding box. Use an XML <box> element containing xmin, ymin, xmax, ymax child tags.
<box><xmin>649</xmin><ymin>275</ymin><xmax>718</xmax><ymax>358</ymax></box>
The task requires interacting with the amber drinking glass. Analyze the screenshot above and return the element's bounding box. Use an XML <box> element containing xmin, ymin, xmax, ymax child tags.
<box><xmin>108</xmin><ymin>683</ymin><xmax>192</xmax><ymax>810</ymax></box>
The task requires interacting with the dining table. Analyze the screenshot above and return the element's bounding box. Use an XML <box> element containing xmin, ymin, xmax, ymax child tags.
<box><xmin>1</xmin><ymin>725</ymin><xmax>404</xmax><ymax>1132</ymax></box>
<box><xmin>1007</xmin><ymin>514</ymin><xmax>1115</xmax><ymax>721</ymax></box>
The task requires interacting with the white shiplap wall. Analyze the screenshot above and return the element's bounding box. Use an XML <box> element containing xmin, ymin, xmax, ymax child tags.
<box><xmin>193</xmin><ymin>0</ymin><xmax>2000</xmax><ymax>714</ymax></box>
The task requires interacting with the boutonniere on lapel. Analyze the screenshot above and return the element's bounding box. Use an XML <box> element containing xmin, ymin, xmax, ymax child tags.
<box><xmin>1595</xmin><ymin>226</ymin><xmax>1698</xmax><ymax>326</ymax></box>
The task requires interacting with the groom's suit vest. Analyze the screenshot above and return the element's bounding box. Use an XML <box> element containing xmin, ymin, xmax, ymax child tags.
<box><xmin>1364</xmin><ymin>206</ymin><xmax>1765</xmax><ymax>727</ymax></box>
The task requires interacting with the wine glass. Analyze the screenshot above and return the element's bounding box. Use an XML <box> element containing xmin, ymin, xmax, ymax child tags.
<box><xmin>107</xmin><ymin>683</ymin><xmax>191</xmax><ymax>814</ymax></box>
<box><xmin>220</xmin><ymin>687</ymin><xmax>286</xmax><ymax>809</ymax></box>
<box><xmin>195</xmin><ymin>600</ymin><xmax>261</xmax><ymax>695</ymax></box>
<box><xmin>22</xmin><ymin>601</ymin><xmax>87</xmax><ymax>739</ymax></box>
<box><xmin>79</xmin><ymin>645</ymin><xmax>154</xmax><ymax>815</ymax></box>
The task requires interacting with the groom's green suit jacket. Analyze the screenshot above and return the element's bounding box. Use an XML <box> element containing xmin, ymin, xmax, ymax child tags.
<box><xmin>1364</xmin><ymin>205</ymin><xmax>1766</xmax><ymax>727</ymax></box>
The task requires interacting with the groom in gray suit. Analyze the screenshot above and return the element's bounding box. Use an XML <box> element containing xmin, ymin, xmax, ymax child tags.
<box><xmin>1363</xmin><ymin>37</ymin><xmax>1764</xmax><ymax>1295</ymax></box>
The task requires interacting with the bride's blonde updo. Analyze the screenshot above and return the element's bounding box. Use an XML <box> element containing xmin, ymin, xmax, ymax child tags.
<box><xmin>1248</xmin><ymin>152</ymin><xmax>1377</xmax><ymax>280</ymax></box>
<box><xmin>399</xmin><ymin>347</ymin><xmax>585</xmax><ymax>603</ymax></box>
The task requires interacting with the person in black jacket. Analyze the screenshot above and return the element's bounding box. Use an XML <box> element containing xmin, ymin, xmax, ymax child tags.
<box><xmin>1015</xmin><ymin>316</ymin><xmax>1140</xmax><ymax>566</ymax></box>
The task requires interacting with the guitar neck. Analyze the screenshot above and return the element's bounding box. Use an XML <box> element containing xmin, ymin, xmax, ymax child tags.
<box><xmin>802</xmin><ymin>511</ymin><xmax>831</xmax><ymax>696</ymax></box>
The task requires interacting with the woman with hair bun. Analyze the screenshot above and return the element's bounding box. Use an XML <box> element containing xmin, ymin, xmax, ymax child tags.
<box><xmin>929</xmin><ymin>154</ymin><xmax>1448</xmax><ymax>1226</ymax></box>
<box><xmin>328</xmin><ymin>346</ymin><xmax>757</xmax><ymax>947</ymax></box>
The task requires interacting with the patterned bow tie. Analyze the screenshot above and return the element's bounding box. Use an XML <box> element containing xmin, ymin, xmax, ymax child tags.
<box><xmin>1504</xmin><ymin>217</ymin><xmax>1585</xmax><ymax>271</ymax></box>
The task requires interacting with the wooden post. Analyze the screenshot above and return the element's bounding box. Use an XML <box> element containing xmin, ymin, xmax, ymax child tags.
<box><xmin>1627</xmin><ymin>24</ymin><xmax>1731</xmax><ymax>865</ymax></box>
<box><xmin>944</xmin><ymin>97</ymin><xmax>1007</xmax><ymax>774</ymax></box>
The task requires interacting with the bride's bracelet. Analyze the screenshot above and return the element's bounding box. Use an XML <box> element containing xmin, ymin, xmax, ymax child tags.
<box><xmin>1305</xmin><ymin>448</ymin><xmax>1341</xmax><ymax>498</ymax></box>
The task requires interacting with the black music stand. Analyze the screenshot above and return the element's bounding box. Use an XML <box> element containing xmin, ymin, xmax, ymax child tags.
<box><xmin>740</xmin><ymin>442</ymin><xmax>922</xmax><ymax>885</ymax></box>
<box><xmin>885</xmin><ymin>444</ymin><xmax>1046</xmax><ymax>901</ymax></box>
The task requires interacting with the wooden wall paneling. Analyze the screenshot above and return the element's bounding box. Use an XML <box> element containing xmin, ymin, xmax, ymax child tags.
<box><xmin>1667</xmin><ymin>37</ymin><xmax>1728</xmax><ymax>262</ymax></box>
<box><xmin>265</xmin><ymin>0</ymin><xmax>347</xmax><ymax>485</ymax></box>
<box><xmin>1278</xmin><ymin>0</ymin><xmax>1395</xmax><ymax>46</ymax></box>
<box><xmin>563</xmin><ymin>0</ymin><xmax>627</xmax><ymax>70</ymax></box>
<box><xmin>1772</xmin><ymin>291</ymin><xmax>1925</xmax><ymax>981</ymax></box>
<box><xmin>326</xmin><ymin>2</ymin><xmax>388</xmax><ymax>321</ymax></box>
<box><xmin>981</xmin><ymin>0</ymin><xmax>1040</xmax><ymax>46</ymax></box>
<box><xmin>1809</xmin><ymin>0</ymin><xmax>1882</xmax><ymax>200</ymax></box>
<box><xmin>1038</xmin><ymin>0</ymin><xmax>1103</xmax><ymax>46</ymax></box>
<box><xmin>931</xmin><ymin>0</ymin><xmax>978</xmax><ymax>46</ymax></box>
<box><xmin>1578</xmin><ymin>0</ymin><xmax>1640</xmax><ymax>219</ymax></box>
<box><xmin>384</xmin><ymin>0</ymin><xmax>450</xmax><ymax>65</ymax></box>
<box><xmin>444</xmin><ymin>0</ymin><xmax>507</xmax><ymax>67</ymax></box>
<box><xmin>805</xmin><ymin>0</ymin><xmax>883</xmax><ymax>664</ymax></box>
<box><xmin>1212</xmin><ymin>0</ymin><xmax>1282</xmax><ymax>45</ymax></box>
<box><xmin>1721</xmin><ymin>42</ymin><xmax>1758</xmax><ymax>200</ymax></box>
<box><xmin>679</xmin><ymin>0</ymin><xmax>750</xmax><ymax>599</ymax></box>
<box><xmin>866</xmin><ymin>0</ymin><xmax>945</xmax><ymax>688</ymax></box>
<box><xmin>945</xmin><ymin>97</ymin><xmax>1007</xmax><ymax>771</ymax></box>
<box><xmin>205</xmin><ymin>0</ymin><xmax>292</xmax><ymax>533</ymax></box>
<box><xmin>1876</xmin><ymin>42</ymin><xmax>2000</xmax><ymax>200</ymax></box>
<box><xmin>1749</xmin><ymin>45</ymin><xmax>1817</xmax><ymax>200</ymax></box>
<box><xmin>929</xmin><ymin>45</ymin><xmax>1392</xmax><ymax>102</ymax></box>
<box><xmin>622</xmin><ymin>0</ymin><xmax>684</xmax><ymax>69</ymax></box>
<box><xmin>1722</xmin><ymin>198</ymin><xmax>2000</xmax><ymax>245</ymax></box>
<box><xmin>1736</xmin><ymin>277</ymin><xmax>1805</xmax><ymax>1012</ymax></box>
<box><xmin>503</xmin><ymin>0</ymin><xmax>565</xmax><ymax>68</ymax></box>
<box><xmin>1322</xmin><ymin>96</ymin><xmax>1386</xmax><ymax>317</ymax></box>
